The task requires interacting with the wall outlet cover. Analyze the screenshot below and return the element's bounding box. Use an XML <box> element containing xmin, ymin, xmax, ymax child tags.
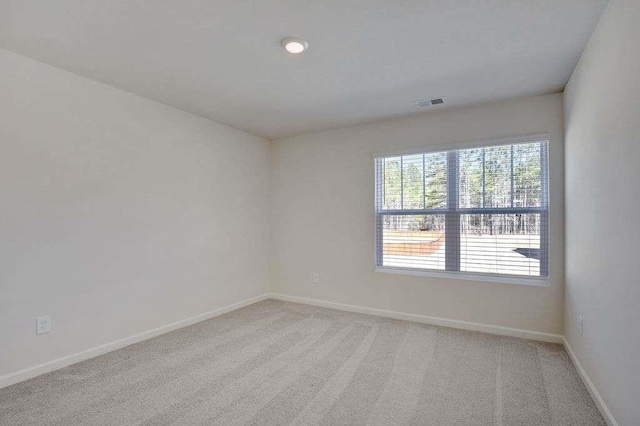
<box><xmin>577</xmin><ymin>315</ymin><xmax>584</xmax><ymax>336</ymax></box>
<box><xmin>36</xmin><ymin>316</ymin><xmax>51</xmax><ymax>335</ymax></box>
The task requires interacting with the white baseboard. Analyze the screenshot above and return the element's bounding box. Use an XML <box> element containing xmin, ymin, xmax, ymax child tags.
<box><xmin>0</xmin><ymin>291</ymin><xmax>616</xmax><ymax>426</ymax></box>
<box><xmin>0</xmin><ymin>293</ymin><xmax>269</xmax><ymax>390</ymax></box>
<box><xmin>267</xmin><ymin>293</ymin><xmax>563</xmax><ymax>343</ymax></box>
<box><xmin>563</xmin><ymin>337</ymin><xmax>618</xmax><ymax>426</ymax></box>
<box><xmin>268</xmin><ymin>294</ymin><xmax>618</xmax><ymax>421</ymax></box>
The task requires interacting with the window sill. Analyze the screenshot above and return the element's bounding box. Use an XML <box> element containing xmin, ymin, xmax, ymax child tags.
<box><xmin>375</xmin><ymin>266</ymin><xmax>550</xmax><ymax>287</ymax></box>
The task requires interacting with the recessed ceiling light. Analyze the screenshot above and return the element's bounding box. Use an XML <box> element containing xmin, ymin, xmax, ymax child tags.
<box><xmin>281</xmin><ymin>37</ymin><xmax>308</xmax><ymax>54</ymax></box>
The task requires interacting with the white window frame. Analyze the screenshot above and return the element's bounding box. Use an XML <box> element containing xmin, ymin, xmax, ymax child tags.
<box><xmin>374</xmin><ymin>135</ymin><xmax>550</xmax><ymax>286</ymax></box>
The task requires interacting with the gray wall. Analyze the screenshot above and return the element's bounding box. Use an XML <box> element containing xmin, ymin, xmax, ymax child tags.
<box><xmin>564</xmin><ymin>1</ymin><xmax>640</xmax><ymax>424</ymax></box>
<box><xmin>270</xmin><ymin>94</ymin><xmax>565</xmax><ymax>335</ymax></box>
<box><xmin>0</xmin><ymin>49</ymin><xmax>270</xmax><ymax>378</ymax></box>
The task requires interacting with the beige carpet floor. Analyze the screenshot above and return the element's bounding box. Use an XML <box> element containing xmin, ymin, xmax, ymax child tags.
<box><xmin>0</xmin><ymin>299</ymin><xmax>605</xmax><ymax>425</ymax></box>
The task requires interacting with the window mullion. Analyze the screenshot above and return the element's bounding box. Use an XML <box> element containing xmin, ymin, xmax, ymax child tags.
<box><xmin>400</xmin><ymin>156</ymin><xmax>404</xmax><ymax>209</ymax></box>
<box><xmin>482</xmin><ymin>148</ymin><xmax>486</xmax><ymax>208</ymax></box>
<box><xmin>539</xmin><ymin>142</ymin><xmax>549</xmax><ymax>276</ymax></box>
<box><xmin>510</xmin><ymin>145</ymin><xmax>514</xmax><ymax>208</ymax></box>
<box><xmin>445</xmin><ymin>151</ymin><xmax>460</xmax><ymax>271</ymax></box>
<box><xmin>375</xmin><ymin>158</ymin><xmax>384</xmax><ymax>266</ymax></box>
<box><xmin>422</xmin><ymin>154</ymin><xmax>426</xmax><ymax>210</ymax></box>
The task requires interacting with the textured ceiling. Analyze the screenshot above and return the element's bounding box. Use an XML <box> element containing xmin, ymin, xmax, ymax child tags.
<box><xmin>0</xmin><ymin>0</ymin><xmax>607</xmax><ymax>139</ymax></box>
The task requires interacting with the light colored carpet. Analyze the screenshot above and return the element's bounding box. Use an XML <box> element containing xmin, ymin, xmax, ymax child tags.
<box><xmin>0</xmin><ymin>299</ymin><xmax>605</xmax><ymax>425</ymax></box>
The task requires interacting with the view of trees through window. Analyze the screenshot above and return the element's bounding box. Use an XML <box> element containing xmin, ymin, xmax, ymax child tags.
<box><xmin>375</xmin><ymin>141</ymin><xmax>548</xmax><ymax>277</ymax></box>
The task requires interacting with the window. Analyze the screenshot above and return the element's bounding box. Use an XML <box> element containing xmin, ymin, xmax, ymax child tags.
<box><xmin>374</xmin><ymin>139</ymin><xmax>549</xmax><ymax>282</ymax></box>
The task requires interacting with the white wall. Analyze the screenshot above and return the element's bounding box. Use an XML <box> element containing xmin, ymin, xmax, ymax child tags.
<box><xmin>564</xmin><ymin>1</ymin><xmax>640</xmax><ymax>424</ymax></box>
<box><xmin>270</xmin><ymin>93</ymin><xmax>564</xmax><ymax>335</ymax></box>
<box><xmin>0</xmin><ymin>49</ymin><xmax>269</xmax><ymax>378</ymax></box>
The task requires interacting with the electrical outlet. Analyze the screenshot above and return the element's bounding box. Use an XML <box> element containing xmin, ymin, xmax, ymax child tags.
<box><xmin>312</xmin><ymin>272</ymin><xmax>320</xmax><ymax>284</ymax></box>
<box><xmin>36</xmin><ymin>316</ymin><xmax>51</xmax><ymax>335</ymax></box>
<box><xmin>577</xmin><ymin>315</ymin><xmax>584</xmax><ymax>336</ymax></box>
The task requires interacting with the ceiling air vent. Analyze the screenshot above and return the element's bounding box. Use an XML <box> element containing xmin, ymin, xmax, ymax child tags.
<box><xmin>414</xmin><ymin>97</ymin><xmax>445</xmax><ymax>110</ymax></box>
